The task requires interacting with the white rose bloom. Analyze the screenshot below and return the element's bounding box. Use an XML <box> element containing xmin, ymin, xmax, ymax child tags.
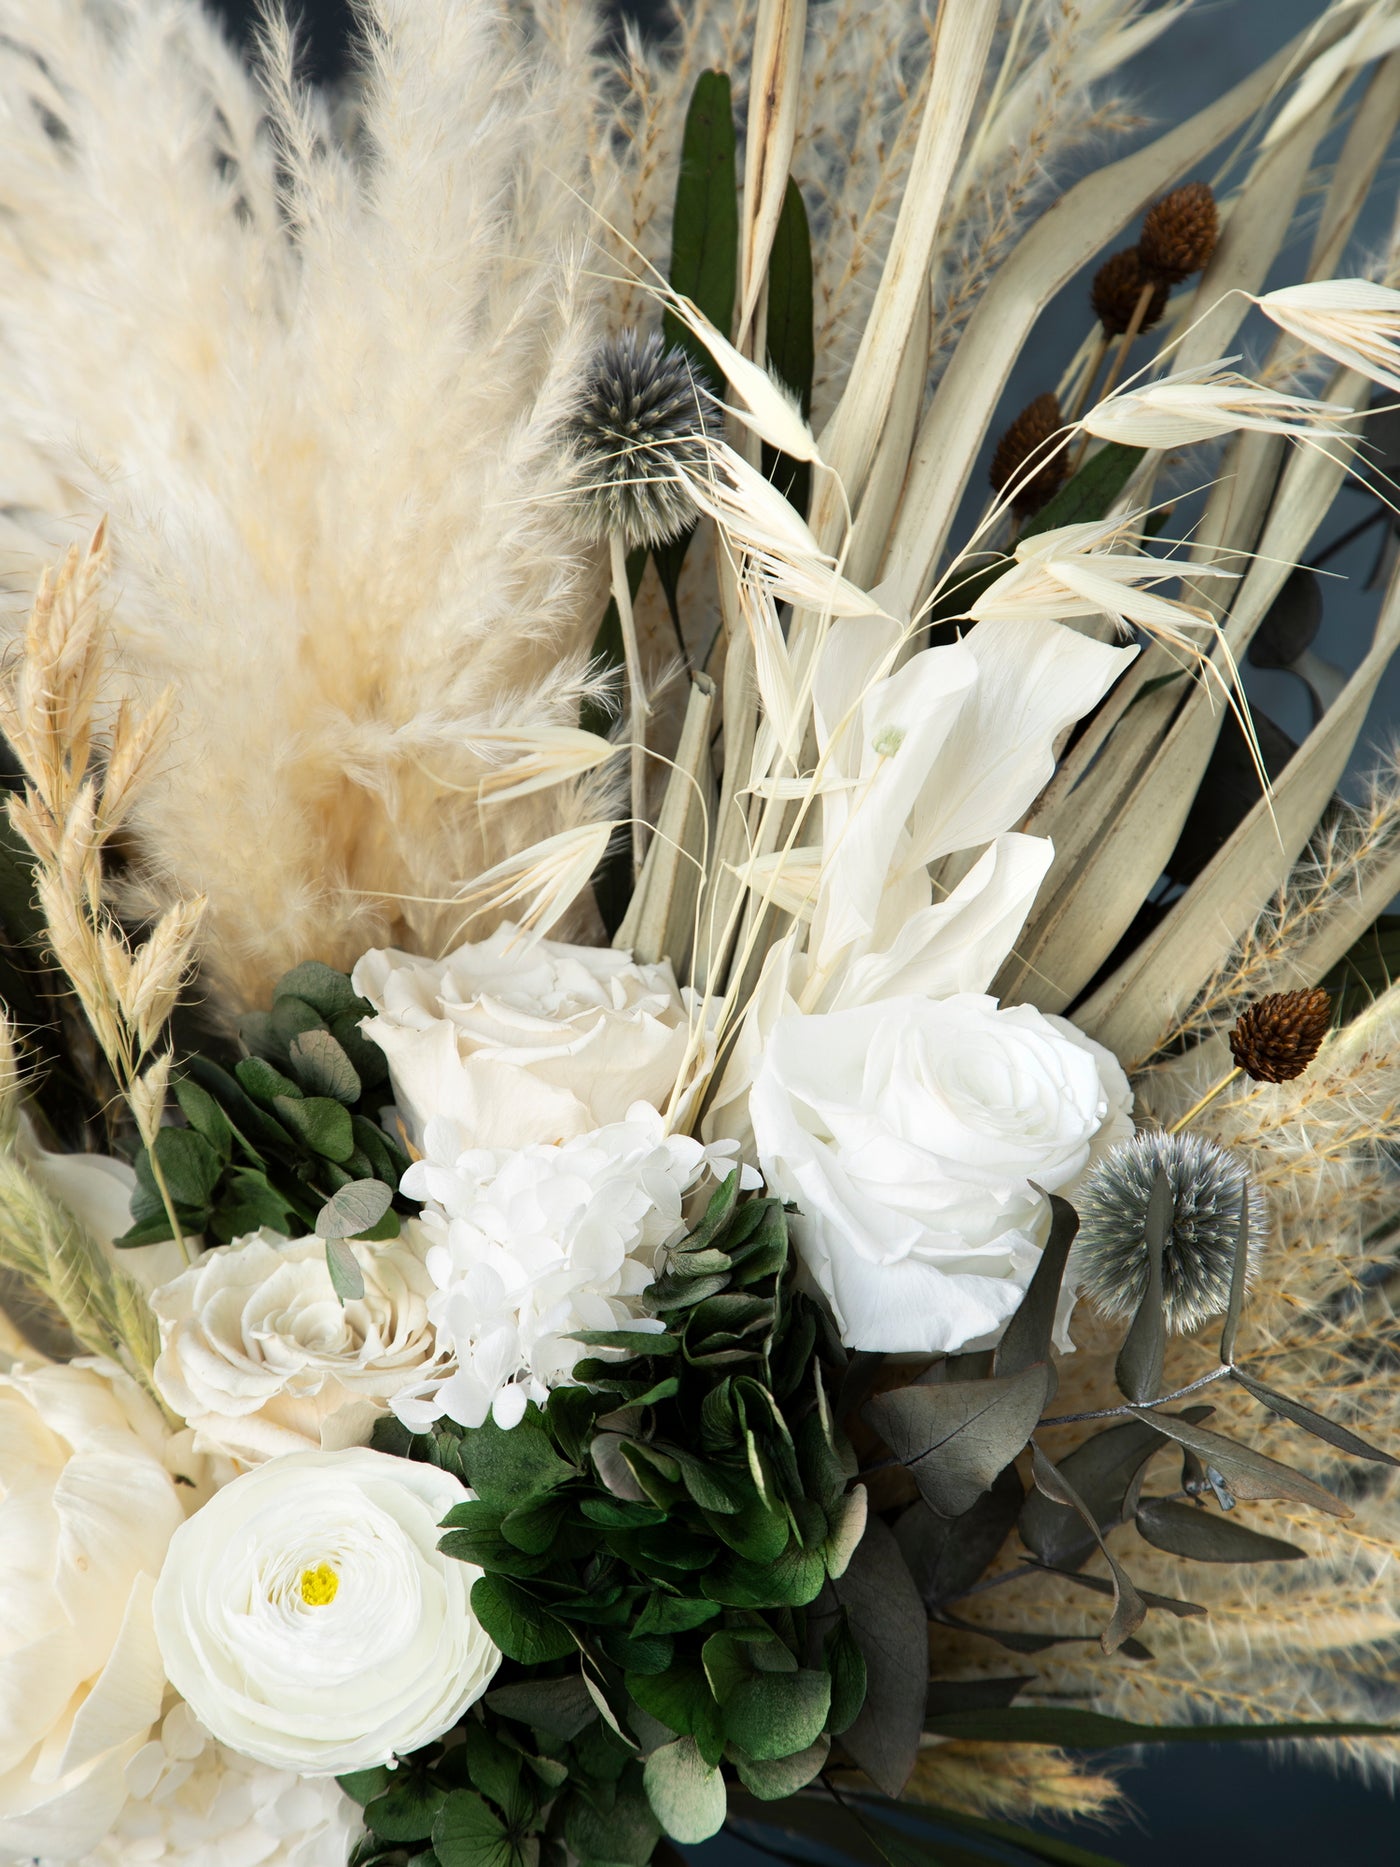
<box><xmin>749</xmin><ymin>994</ymin><xmax>1132</xmax><ymax>1356</ymax></box>
<box><xmin>351</xmin><ymin>924</ymin><xmax>696</xmax><ymax>1149</ymax></box>
<box><xmin>151</xmin><ymin>1225</ymin><xmax>448</xmax><ymax>1464</ymax></box>
<box><xmin>69</xmin><ymin>1699</ymin><xmax>361</xmax><ymax>1866</ymax></box>
<box><xmin>152</xmin><ymin>1448</ymin><xmax>499</xmax><ymax>1774</ymax></box>
<box><xmin>396</xmin><ymin>1104</ymin><xmax>747</xmax><ymax>1431</ymax></box>
<box><xmin>0</xmin><ymin>1363</ymin><xmax>186</xmax><ymax>1862</ymax></box>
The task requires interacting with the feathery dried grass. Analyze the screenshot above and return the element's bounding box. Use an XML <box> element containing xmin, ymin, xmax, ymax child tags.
<box><xmin>0</xmin><ymin>0</ymin><xmax>621</xmax><ymax>1024</ymax></box>
<box><xmin>906</xmin><ymin>1741</ymin><xmax>1120</xmax><ymax>1823</ymax></box>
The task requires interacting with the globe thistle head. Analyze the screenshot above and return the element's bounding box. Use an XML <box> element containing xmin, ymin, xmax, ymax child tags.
<box><xmin>564</xmin><ymin>329</ymin><xmax>714</xmax><ymax>549</ymax></box>
<box><xmin>1072</xmin><ymin>1130</ymin><xmax>1267</xmax><ymax>1336</ymax></box>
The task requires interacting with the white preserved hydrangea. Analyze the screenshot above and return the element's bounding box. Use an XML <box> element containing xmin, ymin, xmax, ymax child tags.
<box><xmin>60</xmin><ymin>1699</ymin><xmax>361</xmax><ymax>1867</ymax></box>
<box><xmin>394</xmin><ymin>1103</ymin><xmax>747</xmax><ymax>1430</ymax></box>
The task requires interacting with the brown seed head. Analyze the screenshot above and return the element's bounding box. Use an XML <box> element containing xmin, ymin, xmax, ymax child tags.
<box><xmin>1228</xmin><ymin>987</ymin><xmax>1333</xmax><ymax>1083</ymax></box>
<box><xmin>1091</xmin><ymin>247</ymin><xmax>1169</xmax><ymax>337</ymax></box>
<box><xmin>1139</xmin><ymin>181</ymin><xmax>1219</xmax><ymax>285</ymax></box>
<box><xmin>989</xmin><ymin>391</ymin><xmax>1066</xmax><ymax>516</ymax></box>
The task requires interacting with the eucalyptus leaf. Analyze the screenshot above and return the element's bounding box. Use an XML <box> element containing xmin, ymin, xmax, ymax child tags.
<box><xmin>865</xmin><ymin>1364</ymin><xmax>1052</xmax><ymax>1517</ymax></box>
<box><xmin>324</xmin><ymin>1237</ymin><xmax>365</xmax><ymax>1303</ymax></box>
<box><xmin>1029</xmin><ymin>1445</ymin><xmax>1144</xmax><ymax>1655</ymax></box>
<box><xmin>1114</xmin><ymin>1168</ymin><xmax>1169</xmax><ymax>1404</ymax></box>
<box><xmin>643</xmin><ymin>1735</ymin><xmax>727</xmax><ymax>1844</ymax></box>
<box><xmin>316</xmin><ymin>1178</ymin><xmax>394</xmax><ymax>1241</ymax></box>
<box><xmin>895</xmin><ymin>1465</ymin><xmax>1024</xmax><ymax>1608</ymax></box>
<box><xmin>289</xmin><ymin>1027</ymin><xmax>363</xmax><ymax>1103</ymax></box>
<box><xmin>1018</xmin><ymin>1409</ymin><xmax>1212</xmax><ymax>1571</ymax></box>
<box><xmin>486</xmin><ymin>1675</ymin><xmax>596</xmax><ymax>1741</ymax></box>
<box><xmin>1134</xmin><ymin>1496</ymin><xmax>1306</xmax><ymax>1563</ymax></box>
<box><xmin>994</xmin><ymin>1197</ymin><xmax>1078</xmax><ymax>1382</ymax></box>
<box><xmin>1129</xmin><ymin>1408</ymin><xmax>1350</xmax><ymax>1517</ymax></box>
<box><xmin>734</xmin><ymin>1735</ymin><xmax>829</xmax><ymax>1801</ymax></box>
<box><xmin>724</xmin><ymin>1667</ymin><xmax>830</xmax><ymax>1761</ymax></box>
<box><xmin>273</xmin><ymin>1093</ymin><xmax>355</xmax><ymax>1162</ymax></box>
<box><xmin>1231</xmin><ymin>1370</ymin><xmax>1400</xmax><ymax>1467</ymax></box>
<box><xmin>831</xmin><ymin>1516</ymin><xmax>925</xmax><ymax>1798</ymax></box>
<box><xmin>1021</xmin><ymin>1558</ymin><xmax>1204</xmax><ymax>1619</ymax></box>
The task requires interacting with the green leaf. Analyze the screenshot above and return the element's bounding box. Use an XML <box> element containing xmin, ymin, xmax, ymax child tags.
<box><xmin>563</xmin><ymin>1773</ymin><xmax>661</xmax><ymax>1866</ymax></box>
<box><xmin>173</xmin><ymin>1078</ymin><xmax>233</xmax><ymax>1161</ymax></box>
<box><xmin>895</xmin><ymin>1465</ymin><xmax>1024</xmax><ymax>1608</ymax></box>
<box><xmin>626</xmin><ymin>1662</ymin><xmax>724</xmax><ymax>1766</ymax></box>
<box><xmin>662</xmin><ymin>70</ymin><xmax>738</xmax><ymax>375</ymax></box>
<box><xmin>365</xmin><ymin>1778</ymin><xmax>447</xmax><ymax>1843</ymax></box>
<box><xmin>1129</xmin><ymin>1407</ymin><xmax>1350</xmax><ymax>1517</ymax></box>
<box><xmin>316</xmin><ymin>1178</ymin><xmax>395</xmax><ymax>1241</ymax></box>
<box><xmin>735</xmin><ymin>1735</ymin><xmax>829</xmax><ymax>1802</ymax></box>
<box><xmin>337</xmin><ymin>1766</ymin><xmax>393</xmax><ymax>1807</ymax></box>
<box><xmin>1022</xmin><ymin>443</ymin><xmax>1144</xmax><ymax>539</ymax></box>
<box><xmin>1022</xmin><ymin>1560</ymin><xmax>1204</xmax><ymax>1620</ymax></box>
<box><xmin>994</xmin><ymin>1198</ymin><xmax>1077</xmax><ymax>1382</ymax></box>
<box><xmin>235</xmin><ymin>1055</ymin><xmax>303</xmax><ymax>1104</ymax></box>
<box><xmin>921</xmin><ymin>1707</ymin><xmax>1400</xmax><ymax>1746</ymax></box>
<box><xmin>1017</xmin><ymin>1410</ymin><xmax>1211</xmax><ymax>1571</ymax></box>
<box><xmin>148</xmin><ymin>1125</ymin><xmax>223</xmax><ymax>1209</ymax></box>
<box><xmin>832</xmin><ymin>1515</ymin><xmax>927</xmax><ymax>1797</ymax></box>
<box><xmin>925</xmin><ymin>1677</ymin><xmax>1030</xmax><ymax>1718</ymax></box>
<box><xmin>273</xmin><ymin>1094</ymin><xmax>355</xmax><ymax>1162</ymax></box>
<box><xmin>703</xmin><ymin>1535</ymin><xmax>827</xmax><ymax>1608</ymax></box>
<box><xmin>461</xmin><ymin>1725</ymin><xmax>526</xmax><ymax>1822</ymax></box>
<box><xmin>460</xmin><ymin>1408</ymin><xmax>576</xmax><ymax>1507</ymax></box>
<box><xmin>633</xmin><ymin>1594</ymin><xmax>721</xmax><ymax>1638</ymax></box>
<box><xmin>289</xmin><ymin>1027</ymin><xmax>363</xmax><ymax>1103</ymax></box>
<box><xmin>643</xmin><ymin>1736</ymin><xmax>727</xmax><ymax>1844</ymax></box>
<box><xmin>824</xmin><ymin>1614</ymin><xmax>868</xmax><ymax>1737</ymax></box>
<box><xmin>470</xmin><ymin>1576</ymin><xmax>576</xmax><ymax>1665</ymax></box>
<box><xmin>324</xmin><ymin>1237</ymin><xmax>366</xmax><ymax>1303</ymax></box>
<box><xmin>760</xmin><ymin>176</ymin><xmax>814</xmax><ymax>516</ymax></box>
<box><xmin>486</xmin><ymin>1674</ymin><xmax>596</xmax><ymax>1741</ymax></box>
<box><xmin>723</xmin><ymin>1667</ymin><xmax>831</xmax><ymax>1761</ymax></box>
<box><xmin>1114</xmin><ymin>1168</ymin><xmax>1169</xmax><ymax>1404</ymax></box>
<box><xmin>1230</xmin><ymin>1370</ymin><xmax>1400</xmax><ymax>1467</ymax></box>
<box><xmin>865</xmin><ymin>1364</ymin><xmax>1052</xmax><ymax>1517</ymax></box>
<box><xmin>1134</xmin><ymin>1496</ymin><xmax>1306</xmax><ymax>1563</ymax></box>
<box><xmin>1029</xmin><ymin>1445</ymin><xmax>1144</xmax><ymax>1655</ymax></box>
<box><xmin>275</xmin><ymin>961</ymin><xmax>363</xmax><ymax>1021</ymax></box>
<box><xmin>432</xmin><ymin>1790</ymin><xmax>513</xmax><ymax>1867</ymax></box>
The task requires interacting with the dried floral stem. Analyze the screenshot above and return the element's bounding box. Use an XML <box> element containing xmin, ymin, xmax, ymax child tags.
<box><xmin>611</xmin><ymin>529</ymin><xmax>650</xmax><ymax>881</ymax></box>
<box><xmin>1169</xmin><ymin>1066</ymin><xmax>1244</xmax><ymax>1134</ymax></box>
<box><xmin>1069</xmin><ymin>280</ymin><xmax>1157</xmax><ymax>470</ymax></box>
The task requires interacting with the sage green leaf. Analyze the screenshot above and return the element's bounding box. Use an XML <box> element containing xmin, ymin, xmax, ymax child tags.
<box><xmin>865</xmin><ymin>1364</ymin><xmax>1052</xmax><ymax>1517</ymax></box>
<box><xmin>273</xmin><ymin>1093</ymin><xmax>355</xmax><ymax>1162</ymax></box>
<box><xmin>994</xmin><ymin>1198</ymin><xmax>1078</xmax><ymax>1382</ymax></box>
<box><xmin>149</xmin><ymin>1126</ymin><xmax>222</xmax><ymax>1209</ymax></box>
<box><xmin>289</xmin><ymin>1027</ymin><xmax>362</xmax><ymax>1103</ymax></box>
<box><xmin>824</xmin><ymin>1484</ymin><xmax>869</xmax><ymax>1580</ymax></box>
<box><xmin>643</xmin><ymin>1736</ymin><xmax>727</xmax><ymax>1844</ymax></box>
<box><xmin>734</xmin><ymin>1734</ymin><xmax>829</xmax><ymax>1801</ymax></box>
<box><xmin>1114</xmin><ymin>1169</ymin><xmax>1170</xmax><ymax>1404</ymax></box>
<box><xmin>316</xmin><ymin>1178</ymin><xmax>394</xmax><ymax>1241</ymax></box>
<box><xmin>563</xmin><ymin>1775</ymin><xmax>660</xmax><ymax>1865</ymax></box>
<box><xmin>324</xmin><ymin>1237</ymin><xmax>365</xmax><ymax>1304</ymax></box>
<box><xmin>337</xmin><ymin>1766</ymin><xmax>393</xmax><ymax>1807</ymax></box>
<box><xmin>1017</xmin><ymin>1409</ymin><xmax>1211</xmax><ymax>1571</ymax></box>
<box><xmin>1029</xmin><ymin>1445</ymin><xmax>1144</xmax><ymax>1655</ymax></box>
<box><xmin>703</xmin><ymin>1536</ymin><xmax>826</xmax><ymax>1608</ymax></box>
<box><xmin>486</xmin><ymin>1674</ymin><xmax>596</xmax><ymax>1741</ymax></box>
<box><xmin>173</xmin><ymin>1078</ymin><xmax>233</xmax><ymax>1161</ymax></box>
<box><xmin>234</xmin><ymin>1054</ymin><xmax>303</xmax><ymax>1105</ymax></box>
<box><xmin>831</xmin><ymin>1515</ymin><xmax>926</xmax><ymax>1797</ymax></box>
<box><xmin>626</xmin><ymin>1662</ymin><xmax>725</xmax><ymax>1766</ymax></box>
<box><xmin>1219</xmin><ymin>1181</ymin><xmax>1252</xmax><ymax>1365</ymax></box>
<box><xmin>470</xmin><ymin>1576</ymin><xmax>575</xmax><ymax>1665</ymax></box>
<box><xmin>1231</xmin><ymin>1370</ymin><xmax>1400</xmax><ymax>1466</ymax></box>
<box><xmin>459</xmin><ymin>1409</ymin><xmax>576</xmax><ymax>1507</ymax></box>
<box><xmin>1135</xmin><ymin>1496</ymin><xmax>1306</xmax><ymax>1563</ymax></box>
<box><xmin>633</xmin><ymin>1594</ymin><xmax>720</xmax><ymax>1638</ymax></box>
<box><xmin>895</xmin><ymin>1465</ymin><xmax>1024</xmax><ymax>1608</ymax></box>
<box><xmin>275</xmin><ymin>960</ymin><xmax>363</xmax><ymax>1020</ymax></box>
<box><xmin>723</xmin><ymin>1667</ymin><xmax>830</xmax><ymax>1761</ymax></box>
<box><xmin>364</xmin><ymin>1778</ymin><xmax>446</xmax><ymax>1843</ymax></box>
<box><xmin>1129</xmin><ymin>1407</ymin><xmax>1350</xmax><ymax>1516</ymax></box>
<box><xmin>432</xmin><ymin>1790</ymin><xmax>513</xmax><ymax>1867</ymax></box>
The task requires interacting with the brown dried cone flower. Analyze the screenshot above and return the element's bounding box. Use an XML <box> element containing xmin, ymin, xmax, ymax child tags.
<box><xmin>1091</xmin><ymin>246</ymin><xmax>1170</xmax><ymax>336</ymax></box>
<box><xmin>1228</xmin><ymin>987</ymin><xmax>1334</xmax><ymax>1083</ymax></box>
<box><xmin>1139</xmin><ymin>179</ymin><xmax>1220</xmax><ymax>284</ymax></box>
<box><xmin>989</xmin><ymin>391</ymin><xmax>1067</xmax><ymax>516</ymax></box>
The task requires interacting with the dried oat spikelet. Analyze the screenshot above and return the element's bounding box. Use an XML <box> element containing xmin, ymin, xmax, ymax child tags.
<box><xmin>1139</xmin><ymin>179</ymin><xmax>1220</xmax><ymax>285</ymax></box>
<box><xmin>0</xmin><ymin>530</ymin><xmax>203</xmax><ymax>1247</ymax></box>
<box><xmin>1229</xmin><ymin>988</ymin><xmax>1334</xmax><ymax>1083</ymax></box>
<box><xmin>906</xmin><ymin>1741</ymin><xmax>1119</xmax><ymax>1824</ymax></box>
<box><xmin>1091</xmin><ymin>246</ymin><xmax>1170</xmax><ymax>336</ymax></box>
<box><xmin>989</xmin><ymin>391</ymin><xmax>1067</xmax><ymax>516</ymax></box>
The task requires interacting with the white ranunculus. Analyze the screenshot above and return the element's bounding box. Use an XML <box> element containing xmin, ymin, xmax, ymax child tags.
<box><xmin>0</xmin><ymin>1362</ymin><xmax>186</xmax><ymax>1861</ymax></box>
<box><xmin>397</xmin><ymin>1104</ymin><xmax>748</xmax><ymax>1431</ymax></box>
<box><xmin>351</xmin><ymin>925</ymin><xmax>696</xmax><ymax>1150</ymax></box>
<box><xmin>749</xmin><ymin>993</ymin><xmax>1133</xmax><ymax>1355</ymax></box>
<box><xmin>150</xmin><ymin>1224</ymin><xmax>449</xmax><ymax>1464</ymax></box>
<box><xmin>73</xmin><ymin>1698</ymin><xmax>362</xmax><ymax>1867</ymax></box>
<box><xmin>152</xmin><ymin>1448</ymin><xmax>499</xmax><ymax>1775</ymax></box>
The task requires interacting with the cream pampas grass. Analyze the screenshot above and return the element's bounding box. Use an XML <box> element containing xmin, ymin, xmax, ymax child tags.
<box><xmin>0</xmin><ymin>0</ymin><xmax>619</xmax><ymax>1022</ymax></box>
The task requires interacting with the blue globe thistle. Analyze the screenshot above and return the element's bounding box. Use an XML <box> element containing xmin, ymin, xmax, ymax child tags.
<box><xmin>565</xmin><ymin>328</ymin><xmax>714</xmax><ymax>549</ymax></box>
<box><xmin>1072</xmin><ymin>1130</ymin><xmax>1267</xmax><ymax>1336</ymax></box>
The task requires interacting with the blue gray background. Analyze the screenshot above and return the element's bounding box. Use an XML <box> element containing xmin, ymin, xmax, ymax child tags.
<box><xmin>205</xmin><ymin>1</ymin><xmax>1399</xmax><ymax>1859</ymax></box>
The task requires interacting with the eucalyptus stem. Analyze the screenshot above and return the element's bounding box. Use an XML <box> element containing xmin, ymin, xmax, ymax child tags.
<box><xmin>610</xmin><ymin>529</ymin><xmax>649</xmax><ymax>881</ymax></box>
<box><xmin>1039</xmin><ymin>1363</ymin><xmax>1233</xmax><ymax>1428</ymax></box>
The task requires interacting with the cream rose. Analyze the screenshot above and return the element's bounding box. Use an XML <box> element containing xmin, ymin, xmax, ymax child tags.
<box><xmin>151</xmin><ymin>1225</ymin><xmax>448</xmax><ymax>1463</ymax></box>
<box><xmin>748</xmin><ymin>993</ymin><xmax>1132</xmax><ymax>1355</ymax></box>
<box><xmin>0</xmin><ymin>1362</ymin><xmax>186</xmax><ymax>1862</ymax></box>
<box><xmin>152</xmin><ymin>1448</ymin><xmax>499</xmax><ymax>1773</ymax></box>
<box><xmin>351</xmin><ymin>925</ymin><xmax>693</xmax><ymax>1149</ymax></box>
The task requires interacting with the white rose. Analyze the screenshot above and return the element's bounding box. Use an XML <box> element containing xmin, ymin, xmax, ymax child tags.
<box><xmin>151</xmin><ymin>1224</ymin><xmax>449</xmax><ymax>1464</ymax></box>
<box><xmin>351</xmin><ymin>924</ymin><xmax>694</xmax><ymax>1149</ymax></box>
<box><xmin>152</xmin><ymin>1448</ymin><xmax>499</xmax><ymax>1773</ymax></box>
<box><xmin>0</xmin><ymin>1362</ymin><xmax>186</xmax><ymax>1861</ymax></box>
<box><xmin>749</xmin><ymin>993</ymin><xmax>1132</xmax><ymax>1355</ymax></box>
<box><xmin>80</xmin><ymin>1699</ymin><xmax>362</xmax><ymax>1867</ymax></box>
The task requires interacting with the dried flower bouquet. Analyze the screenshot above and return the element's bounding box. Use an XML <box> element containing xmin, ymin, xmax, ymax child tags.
<box><xmin>4</xmin><ymin>3</ymin><xmax>1400</xmax><ymax>1865</ymax></box>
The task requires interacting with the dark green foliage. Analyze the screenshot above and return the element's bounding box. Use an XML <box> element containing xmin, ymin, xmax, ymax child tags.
<box><xmin>114</xmin><ymin>961</ymin><xmax>408</xmax><ymax>1248</ymax></box>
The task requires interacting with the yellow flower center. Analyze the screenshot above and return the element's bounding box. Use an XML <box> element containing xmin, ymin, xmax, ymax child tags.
<box><xmin>299</xmin><ymin>1562</ymin><xmax>340</xmax><ymax>1607</ymax></box>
